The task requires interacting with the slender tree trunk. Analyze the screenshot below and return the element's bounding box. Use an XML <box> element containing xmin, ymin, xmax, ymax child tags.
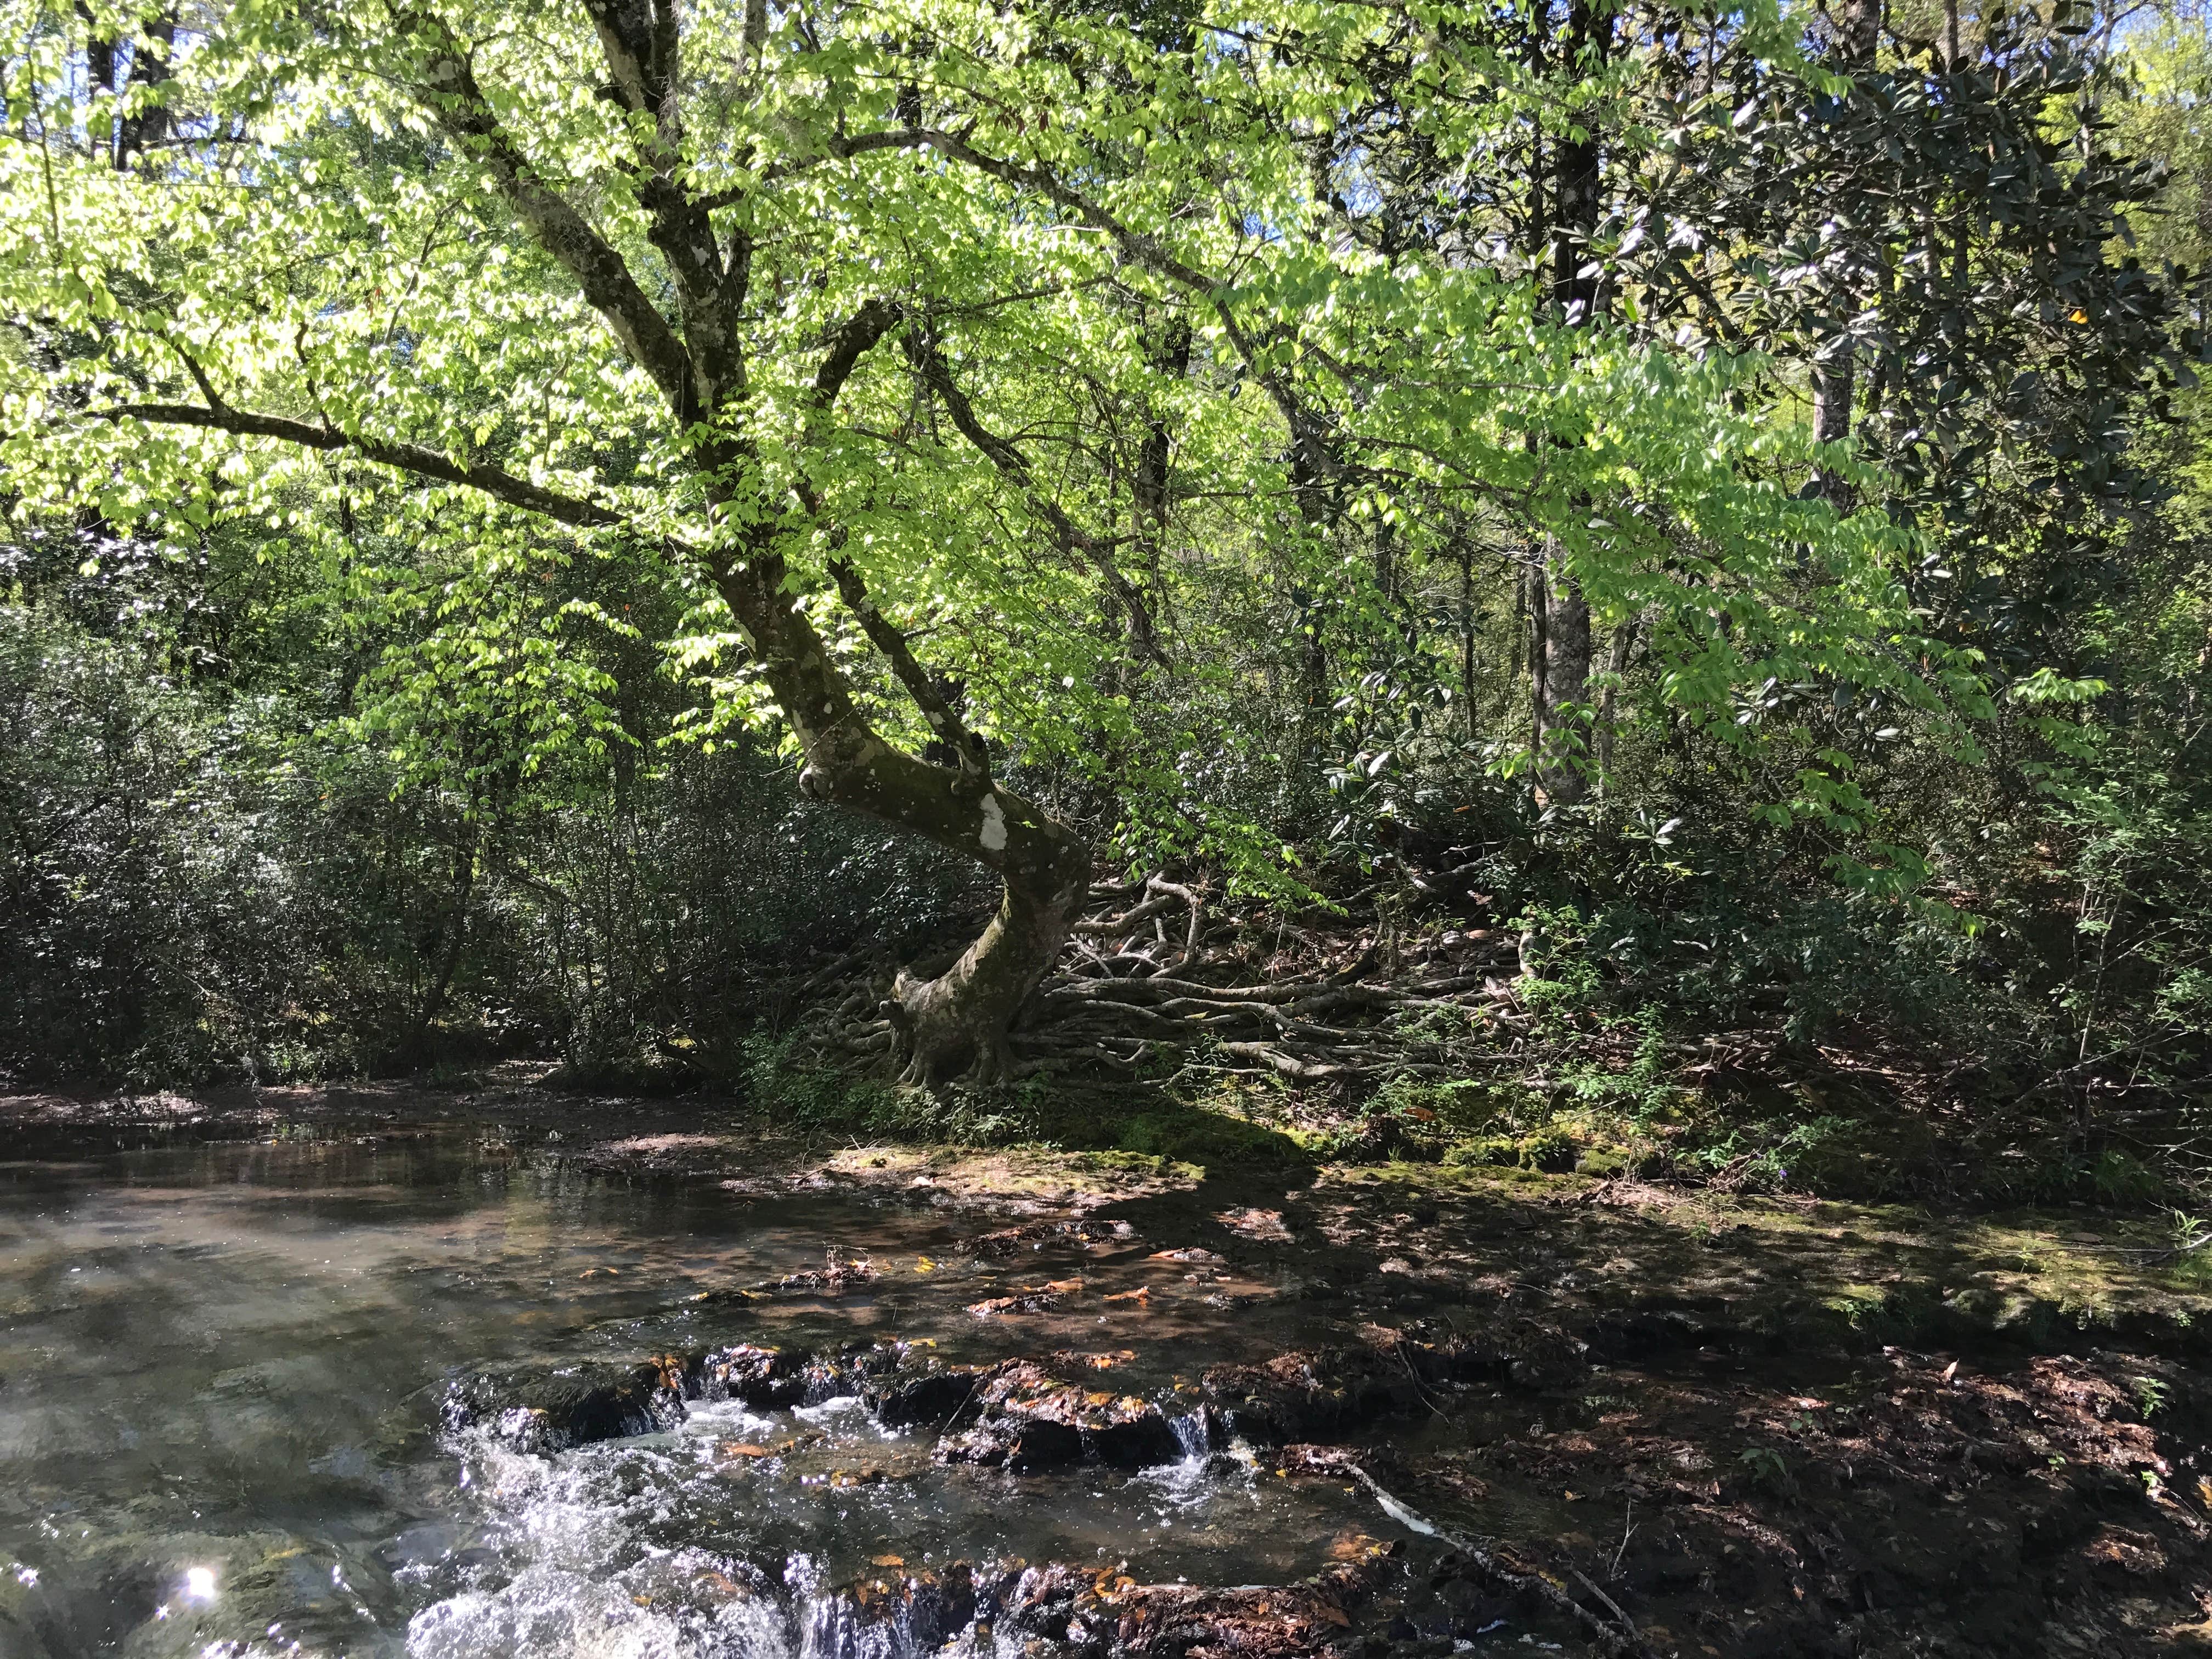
<box><xmin>1538</xmin><ymin>555</ymin><xmax>1592</xmax><ymax>804</ymax></box>
<box><xmin>115</xmin><ymin>10</ymin><xmax>175</xmax><ymax>167</ymax></box>
<box><xmin>1527</xmin><ymin>556</ymin><xmax>1550</xmax><ymax>760</ymax></box>
<box><xmin>1811</xmin><ymin>0</ymin><xmax>1881</xmax><ymax>504</ymax></box>
<box><xmin>405</xmin><ymin>823</ymin><xmax>479</xmax><ymax>1064</ymax></box>
<box><xmin>76</xmin><ymin>5</ymin><xmax>116</xmax><ymax>165</ymax></box>
<box><xmin>1530</xmin><ymin>0</ymin><xmax>1609</xmax><ymax>805</ymax></box>
<box><xmin>1595</xmin><ymin>617</ymin><xmax>1637</xmax><ymax>787</ymax></box>
<box><xmin>1458</xmin><ymin>545</ymin><xmax>1477</xmax><ymax>736</ymax></box>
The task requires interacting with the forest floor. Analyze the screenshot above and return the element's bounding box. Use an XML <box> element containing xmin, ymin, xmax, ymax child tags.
<box><xmin>8</xmin><ymin>1078</ymin><xmax>2212</xmax><ymax>1655</ymax></box>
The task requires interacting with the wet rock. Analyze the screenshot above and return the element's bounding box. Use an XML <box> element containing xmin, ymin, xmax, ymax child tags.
<box><xmin>966</xmin><ymin>1218</ymin><xmax>1132</xmax><ymax>1256</ymax></box>
<box><xmin>1204</xmin><ymin>1350</ymin><xmax>1401</xmax><ymax>1445</ymax></box>
<box><xmin>968</xmin><ymin>1290</ymin><xmax>1063</xmax><ymax>1317</ymax></box>
<box><xmin>771</xmin><ymin>1258</ymin><xmax>881</xmax><ymax>1297</ymax></box>
<box><xmin>983</xmin><ymin>1539</ymin><xmax>1403</xmax><ymax>1658</ymax></box>
<box><xmin>690</xmin><ymin>1342</ymin><xmax>806</xmax><ymax>1407</ymax></box>
<box><xmin>934</xmin><ymin>1418</ymin><xmax>1085</xmax><ymax>1471</ymax></box>
<box><xmin>1276</xmin><ymin>1443</ymin><xmax>1378</xmax><ymax>1478</ymax></box>
<box><xmin>439</xmin><ymin>1358</ymin><xmax>685</xmax><ymax>1450</ymax></box>
<box><xmin>865</xmin><ymin>1362</ymin><xmax>1000</xmax><ymax>1432</ymax></box>
<box><xmin>1205</xmin><ymin>1325</ymin><xmax>1582</xmax><ymax>1446</ymax></box>
<box><xmin>932</xmin><ymin>1362</ymin><xmax>1179</xmax><ymax>1469</ymax></box>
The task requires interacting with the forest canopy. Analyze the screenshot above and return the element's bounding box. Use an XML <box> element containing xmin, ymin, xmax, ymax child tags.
<box><xmin>2</xmin><ymin>0</ymin><xmax>2209</xmax><ymax>1153</ymax></box>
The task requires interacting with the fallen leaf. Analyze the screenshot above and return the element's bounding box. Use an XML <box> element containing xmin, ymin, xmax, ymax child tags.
<box><xmin>915</xmin><ymin>1257</ymin><xmax>936</xmax><ymax>1273</ymax></box>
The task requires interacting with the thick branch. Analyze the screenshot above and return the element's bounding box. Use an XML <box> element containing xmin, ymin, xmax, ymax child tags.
<box><xmin>398</xmin><ymin>12</ymin><xmax>698</xmax><ymax>422</ymax></box>
<box><xmin>103</xmin><ymin>402</ymin><xmax>625</xmax><ymax>529</ymax></box>
<box><xmin>825</xmin><ymin>552</ymin><xmax>989</xmax><ymax>779</ymax></box>
<box><xmin>580</xmin><ymin>1</ymin><xmax>749</xmax><ymax>406</ymax></box>
<box><xmin>813</xmin><ymin>297</ymin><xmax>906</xmax><ymax>410</ymax></box>
<box><xmin>803</xmin><ymin>298</ymin><xmax>986</xmax><ymax>773</ymax></box>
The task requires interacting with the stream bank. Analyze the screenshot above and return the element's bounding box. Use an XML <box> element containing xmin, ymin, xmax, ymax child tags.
<box><xmin>2</xmin><ymin>1087</ymin><xmax>2209</xmax><ymax>1657</ymax></box>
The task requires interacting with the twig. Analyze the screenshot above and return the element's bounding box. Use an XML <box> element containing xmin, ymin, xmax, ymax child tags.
<box><xmin>1339</xmin><ymin>1465</ymin><xmax>1657</xmax><ymax>1658</ymax></box>
<box><xmin>1573</xmin><ymin>1568</ymin><xmax>1639</xmax><ymax>1638</ymax></box>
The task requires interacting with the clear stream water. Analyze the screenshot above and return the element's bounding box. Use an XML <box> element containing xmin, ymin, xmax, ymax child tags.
<box><xmin>0</xmin><ymin>1123</ymin><xmax>1402</xmax><ymax>1659</ymax></box>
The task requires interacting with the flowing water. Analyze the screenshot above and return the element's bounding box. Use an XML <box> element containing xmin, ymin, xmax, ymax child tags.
<box><xmin>0</xmin><ymin>1123</ymin><xmax>1407</xmax><ymax>1659</ymax></box>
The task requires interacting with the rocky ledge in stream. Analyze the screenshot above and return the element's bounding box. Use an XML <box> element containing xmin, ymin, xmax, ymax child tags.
<box><xmin>418</xmin><ymin>1166</ymin><xmax>2212</xmax><ymax>1657</ymax></box>
<box><xmin>438</xmin><ymin>1321</ymin><xmax>1564</xmax><ymax>1465</ymax></box>
<box><xmin>435</xmin><ymin>1306</ymin><xmax>2212</xmax><ymax>1656</ymax></box>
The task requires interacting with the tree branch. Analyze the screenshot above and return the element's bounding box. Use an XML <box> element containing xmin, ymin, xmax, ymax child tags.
<box><xmin>904</xmin><ymin>325</ymin><xmax>1171</xmax><ymax>671</ymax></box>
<box><xmin>101</xmin><ymin>402</ymin><xmax>627</xmax><ymax>529</ymax></box>
<box><xmin>812</xmin><ymin>297</ymin><xmax>906</xmax><ymax>409</ymax></box>
<box><xmin>579</xmin><ymin>0</ymin><xmax>749</xmax><ymax>406</ymax></box>
<box><xmin>396</xmin><ymin>10</ymin><xmax>700</xmax><ymax>423</ymax></box>
<box><xmin>845</xmin><ymin>127</ymin><xmax>1341</xmax><ymax>500</ymax></box>
<box><xmin>826</xmin><ymin>549</ymin><xmax>990</xmax><ymax>779</ymax></box>
<box><xmin>799</xmin><ymin>295</ymin><xmax>987</xmax><ymax>770</ymax></box>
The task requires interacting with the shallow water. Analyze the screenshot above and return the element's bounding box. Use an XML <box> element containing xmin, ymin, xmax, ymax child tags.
<box><xmin>0</xmin><ymin>1125</ymin><xmax>1397</xmax><ymax>1659</ymax></box>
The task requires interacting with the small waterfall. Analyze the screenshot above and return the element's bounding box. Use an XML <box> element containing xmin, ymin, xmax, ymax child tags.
<box><xmin>1168</xmin><ymin>1410</ymin><xmax>1212</xmax><ymax>1462</ymax></box>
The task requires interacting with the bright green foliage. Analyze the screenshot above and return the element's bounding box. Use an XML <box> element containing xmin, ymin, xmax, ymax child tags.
<box><xmin>0</xmin><ymin>0</ymin><xmax>2206</xmax><ymax>1113</ymax></box>
<box><xmin>0</xmin><ymin>0</ymin><xmax>1991</xmax><ymax>897</ymax></box>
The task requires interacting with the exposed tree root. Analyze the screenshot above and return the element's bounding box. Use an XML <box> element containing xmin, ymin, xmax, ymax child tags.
<box><xmin>785</xmin><ymin>871</ymin><xmax>1523</xmax><ymax>1085</ymax></box>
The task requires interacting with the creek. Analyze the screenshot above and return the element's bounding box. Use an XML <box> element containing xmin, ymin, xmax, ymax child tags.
<box><xmin>0</xmin><ymin>1122</ymin><xmax>1419</xmax><ymax>1659</ymax></box>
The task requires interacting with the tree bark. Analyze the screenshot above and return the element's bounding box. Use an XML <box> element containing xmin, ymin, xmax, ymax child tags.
<box><xmin>404</xmin><ymin>8</ymin><xmax>1092</xmax><ymax>1086</ymax></box>
<box><xmin>1595</xmin><ymin>617</ymin><xmax>1638</xmax><ymax>786</ymax></box>
<box><xmin>1530</xmin><ymin>0</ymin><xmax>1610</xmax><ymax>806</ymax></box>
<box><xmin>1811</xmin><ymin>0</ymin><xmax>1881</xmax><ymax>503</ymax></box>
<box><xmin>710</xmin><ymin>556</ymin><xmax>1090</xmax><ymax>1085</ymax></box>
<box><xmin>1537</xmin><ymin>553</ymin><xmax>1592</xmax><ymax>805</ymax></box>
<box><xmin>115</xmin><ymin>10</ymin><xmax>175</xmax><ymax>167</ymax></box>
<box><xmin>404</xmin><ymin>822</ymin><xmax>479</xmax><ymax>1065</ymax></box>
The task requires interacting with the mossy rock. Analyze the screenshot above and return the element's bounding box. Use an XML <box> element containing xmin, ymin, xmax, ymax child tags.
<box><xmin>1516</xmin><ymin>1129</ymin><xmax>1579</xmax><ymax>1173</ymax></box>
<box><xmin>1113</xmin><ymin>1108</ymin><xmax>1308</xmax><ymax>1170</ymax></box>
<box><xmin>1441</xmin><ymin>1135</ymin><xmax>1519</xmax><ymax>1169</ymax></box>
<box><xmin>1576</xmin><ymin>1144</ymin><xmax>1630</xmax><ymax>1177</ymax></box>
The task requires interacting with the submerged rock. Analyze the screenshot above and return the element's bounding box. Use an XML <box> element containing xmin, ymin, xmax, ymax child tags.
<box><xmin>690</xmin><ymin>1342</ymin><xmax>807</xmax><ymax>1407</ymax></box>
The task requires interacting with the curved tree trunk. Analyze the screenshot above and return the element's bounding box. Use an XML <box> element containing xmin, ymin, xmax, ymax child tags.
<box><xmin>713</xmin><ymin>560</ymin><xmax>1090</xmax><ymax>1086</ymax></box>
<box><xmin>891</xmin><ymin>868</ymin><xmax>1089</xmax><ymax>1085</ymax></box>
